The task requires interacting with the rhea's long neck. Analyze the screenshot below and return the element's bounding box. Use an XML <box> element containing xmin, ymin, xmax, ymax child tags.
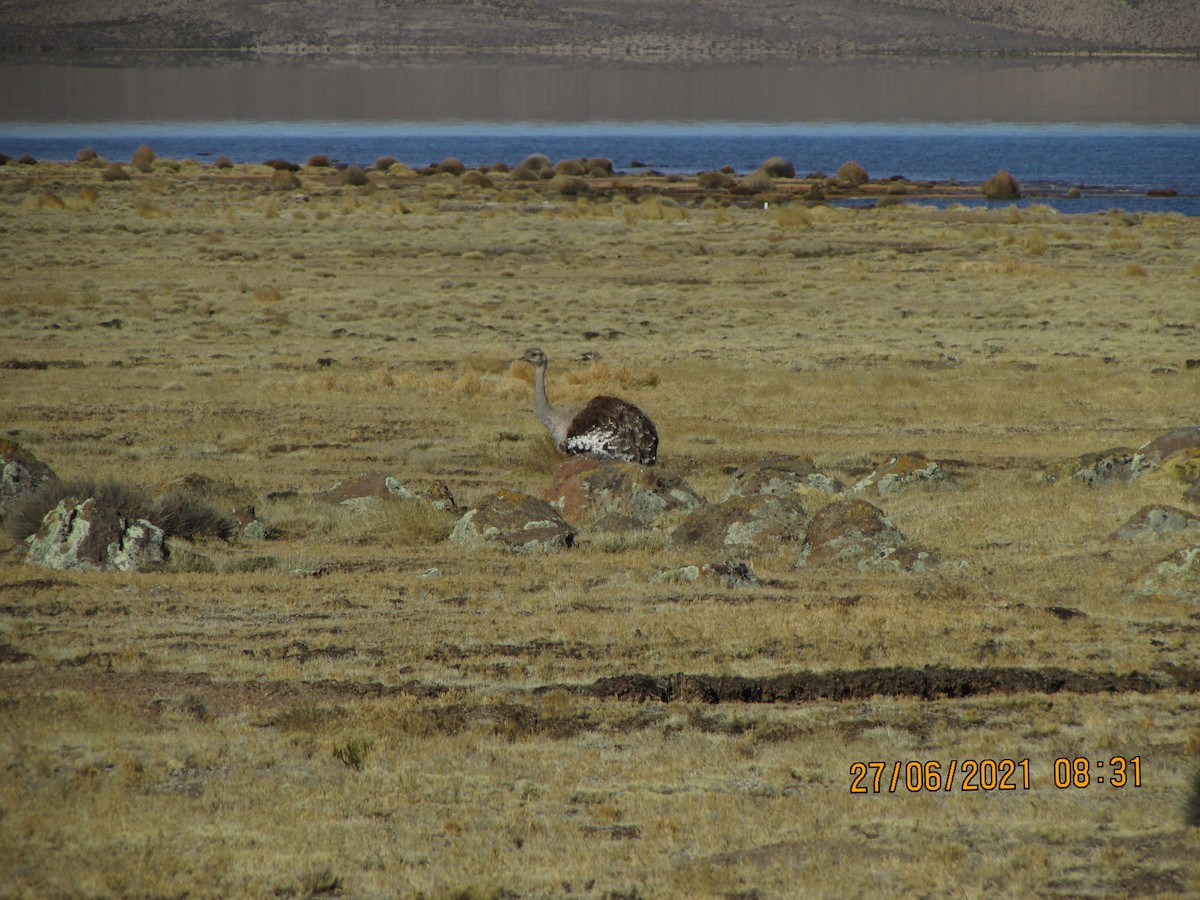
<box><xmin>532</xmin><ymin>364</ymin><xmax>556</xmax><ymax>430</ymax></box>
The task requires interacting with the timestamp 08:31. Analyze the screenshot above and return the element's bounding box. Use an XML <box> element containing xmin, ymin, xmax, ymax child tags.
<box><xmin>849</xmin><ymin>757</ymin><xmax>1142</xmax><ymax>794</ymax></box>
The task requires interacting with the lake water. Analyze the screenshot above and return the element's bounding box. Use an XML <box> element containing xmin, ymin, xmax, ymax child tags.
<box><xmin>2</xmin><ymin>57</ymin><xmax>1198</xmax><ymax>214</ymax></box>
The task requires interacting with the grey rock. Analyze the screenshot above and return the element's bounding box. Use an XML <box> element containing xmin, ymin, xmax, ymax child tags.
<box><xmin>27</xmin><ymin>496</ymin><xmax>167</xmax><ymax>572</ymax></box>
<box><xmin>450</xmin><ymin>489</ymin><xmax>574</xmax><ymax>552</ymax></box>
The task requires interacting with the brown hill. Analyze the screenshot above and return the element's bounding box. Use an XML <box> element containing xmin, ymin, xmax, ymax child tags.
<box><xmin>0</xmin><ymin>0</ymin><xmax>1197</xmax><ymax>60</ymax></box>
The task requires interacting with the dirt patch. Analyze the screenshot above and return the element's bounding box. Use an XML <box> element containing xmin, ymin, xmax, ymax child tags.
<box><xmin>582</xmin><ymin>666</ymin><xmax>1200</xmax><ymax>704</ymax></box>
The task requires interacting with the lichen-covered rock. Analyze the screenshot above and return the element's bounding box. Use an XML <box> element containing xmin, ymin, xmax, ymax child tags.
<box><xmin>26</xmin><ymin>496</ymin><xmax>167</xmax><ymax>571</ymax></box>
<box><xmin>1136</xmin><ymin>426</ymin><xmax>1200</xmax><ymax>466</ymax></box>
<box><xmin>317</xmin><ymin>472</ymin><xmax>457</xmax><ymax>511</ymax></box>
<box><xmin>1044</xmin><ymin>447</ymin><xmax>1153</xmax><ymax>486</ymax></box>
<box><xmin>702</xmin><ymin>559</ymin><xmax>763</xmax><ymax>588</ymax></box>
<box><xmin>854</xmin><ymin>451</ymin><xmax>949</xmax><ymax>496</ymax></box>
<box><xmin>1048</xmin><ymin>428</ymin><xmax>1200</xmax><ymax>488</ymax></box>
<box><xmin>722</xmin><ymin>455</ymin><xmax>844</xmax><ymax>500</ymax></box>
<box><xmin>672</xmin><ymin>493</ymin><xmax>807</xmax><ymax>552</ymax></box>
<box><xmin>543</xmin><ymin>457</ymin><xmax>701</xmax><ymax>526</ymax></box>
<box><xmin>1137</xmin><ymin>543</ymin><xmax>1200</xmax><ymax>600</ymax></box>
<box><xmin>1111</xmin><ymin>505</ymin><xmax>1200</xmax><ymax>541</ymax></box>
<box><xmin>798</xmin><ymin>498</ymin><xmax>934</xmax><ymax>573</ymax></box>
<box><xmin>1</xmin><ymin>439</ymin><xmax>57</xmax><ymax>516</ymax></box>
<box><xmin>449</xmin><ymin>489</ymin><xmax>574</xmax><ymax>552</ymax></box>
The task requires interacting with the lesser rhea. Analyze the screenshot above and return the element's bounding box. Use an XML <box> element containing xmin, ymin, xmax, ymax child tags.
<box><xmin>518</xmin><ymin>347</ymin><xmax>658</xmax><ymax>465</ymax></box>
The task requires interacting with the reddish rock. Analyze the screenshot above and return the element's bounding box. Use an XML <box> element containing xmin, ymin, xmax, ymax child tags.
<box><xmin>1136</xmin><ymin>426</ymin><xmax>1200</xmax><ymax>465</ymax></box>
<box><xmin>450</xmin><ymin>489</ymin><xmax>574</xmax><ymax>552</ymax></box>
<box><xmin>798</xmin><ymin>498</ymin><xmax>934</xmax><ymax>572</ymax></box>
<box><xmin>1</xmin><ymin>439</ymin><xmax>57</xmax><ymax>514</ymax></box>
<box><xmin>543</xmin><ymin>457</ymin><xmax>701</xmax><ymax>526</ymax></box>
<box><xmin>27</xmin><ymin>495</ymin><xmax>167</xmax><ymax>571</ymax></box>
<box><xmin>317</xmin><ymin>472</ymin><xmax>456</xmax><ymax>511</ymax></box>
<box><xmin>854</xmin><ymin>451</ymin><xmax>948</xmax><ymax>496</ymax></box>
<box><xmin>1112</xmin><ymin>505</ymin><xmax>1200</xmax><ymax>541</ymax></box>
<box><xmin>723</xmin><ymin>455</ymin><xmax>844</xmax><ymax>500</ymax></box>
<box><xmin>672</xmin><ymin>493</ymin><xmax>807</xmax><ymax>552</ymax></box>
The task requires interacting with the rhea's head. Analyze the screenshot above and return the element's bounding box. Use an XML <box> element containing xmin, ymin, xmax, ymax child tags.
<box><xmin>519</xmin><ymin>347</ymin><xmax>548</xmax><ymax>368</ymax></box>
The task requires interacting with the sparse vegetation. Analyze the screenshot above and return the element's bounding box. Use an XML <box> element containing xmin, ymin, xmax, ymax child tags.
<box><xmin>1</xmin><ymin>158</ymin><xmax>1198</xmax><ymax>899</ymax></box>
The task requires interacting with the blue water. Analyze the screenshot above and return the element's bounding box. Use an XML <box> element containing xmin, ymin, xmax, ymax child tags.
<box><xmin>4</xmin><ymin>121</ymin><xmax>1198</xmax><ymax>215</ymax></box>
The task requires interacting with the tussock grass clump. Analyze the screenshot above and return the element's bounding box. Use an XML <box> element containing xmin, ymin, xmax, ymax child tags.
<box><xmin>271</xmin><ymin>169</ymin><xmax>301</xmax><ymax>191</ymax></box>
<box><xmin>553</xmin><ymin>158</ymin><xmax>588</xmax><ymax>177</ymax></box>
<box><xmin>586</xmin><ymin>157</ymin><xmax>614</xmax><ymax>175</ymax></box>
<box><xmin>17</xmin><ymin>154</ymin><xmax>37</xmax><ymax>165</ymax></box>
<box><xmin>101</xmin><ymin>163</ymin><xmax>131</xmax><ymax>182</ymax></box>
<box><xmin>435</xmin><ymin>157</ymin><xmax>466</xmax><ymax>176</ymax></box>
<box><xmin>305</xmin><ymin>153</ymin><xmax>332</xmax><ymax>168</ymax></box>
<box><xmin>339</xmin><ymin>165</ymin><xmax>370</xmax><ymax>186</ymax></box>
<box><xmin>519</xmin><ymin>153</ymin><xmax>551</xmax><ymax>174</ymax></box>
<box><xmin>836</xmin><ymin>160</ymin><xmax>869</xmax><ymax>186</ymax></box>
<box><xmin>759</xmin><ymin>156</ymin><xmax>795</xmax><ymax>178</ymax></box>
<box><xmin>75</xmin><ymin>147</ymin><xmax>98</xmax><ymax>163</ymax></box>
<box><xmin>374</xmin><ymin>155</ymin><xmax>398</xmax><ymax>171</ymax></box>
<box><xmin>982</xmin><ymin>169</ymin><xmax>1021</xmax><ymax>199</ymax></box>
<box><xmin>698</xmin><ymin>170</ymin><xmax>734</xmax><ymax>190</ymax></box>
<box><xmin>212</xmin><ymin>156</ymin><xmax>233</xmax><ymax>169</ymax></box>
<box><xmin>4</xmin><ymin>477</ymin><xmax>237</xmax><ymax>542</ymax></box>
<box><xmin>734</xmin><ymin>171</ymin><xmax>774</xmax><ymax>194</ymax></box>
<box><xmin>510</xmin><ymin>163</ymin><xmax>541</xmax><ymax>181</ymax></box>
<box><xmin>131</xmin><ymin>144</ymin><xmax>156</xmax><ymax>172</ymax></box>
<box><xmin>550</xmin><ymin>175</ymin><xmax>588</xmax><ymax>196</ymax></box>
<box><xmin>1186</xmin><ymin>768</ymin><xmax>1200</xmax><ymax>827</ymax></box>
<box><xmin>265</xmin><ymin>158</ymin><xmax>300</xmax><ymax>172</ymax></box>
<box><xmin>462</xmin><ymin>170</ymin><xmax>493</xmax><ymax>189</ymax></box>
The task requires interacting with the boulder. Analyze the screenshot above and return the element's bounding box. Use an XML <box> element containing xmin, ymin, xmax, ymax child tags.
<box><xmin>449</xmin><ymin>489</ymin><xmax>574</xmax><ymax>552</ymax></box>
<box><xmin>672</xmin><ymin>492</ymin><xmax>807</xmax><ymax>552</ymax></box>
<box><xmin>1</xmin><ymin>440</ymin><xmax>57</xmax><ymax>516</ymax></box>
<box><xmin>722</xmin><ymin>455</ymin><xmax>844</xmax><ymax>500</ymax></box>
<box><xmin>1044</xmin><ymin>447</ymin><xmax>1153</xmax><ymax>486</ymax></box>
<box><xmin>1185</xmin><ymin>478</ymin><xmax>1200</xmax><ymax>507</ymax></box>
<box><xmin>1111</xmin><ymin>505</ymin><xmax>1200</xmax><ymax>541</ymax></box>
<box><xmin>1136</xmin><ymin>426</ymin><xmax>1200</xmax><ymax>466</ymax></box>
<box><xmin>317</xmin><ymin>472</ymin><xmax>457</xmax><ymax>511</ymax></box>
<box><xmin>797</xmin><ymin>498</ymin><xmax>934</xmax><ymax>573</ymax></box>
<box><xmin>702</xmin><ymin>559</ymin><xmax>763</xmax><ymax>588</ymax></box>
<box><xmin>1137</xmin><ymin>543</ymin><xmax>1200</xmax><ymax>600</ymax></box>
<box><xmin>542</xmin><ymin>458</ymin><xmax>701</xmax><ymax>526</ymax></box>
<box><xmin>854</xmin><ymin>451</ymin><xmax>949</xmax><ymax>496</ymax></box>
<box><xmin>26</xmin><ymin>495</ymin><xmax>167</xmax><ymax>571</ymax></box>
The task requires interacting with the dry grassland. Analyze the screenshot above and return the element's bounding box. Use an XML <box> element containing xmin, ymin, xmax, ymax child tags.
<box><xmin>2</xmin><ymin>158</ymin><xmax>1199</xmax><ymax>897</ymax></box>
